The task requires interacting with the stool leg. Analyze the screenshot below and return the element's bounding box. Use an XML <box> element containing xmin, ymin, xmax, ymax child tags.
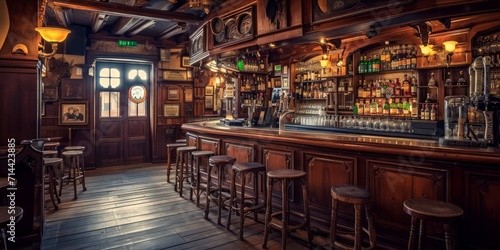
<box><xmin>301</xmin><ymin>178</ymin><xmax>312</xmax><ymax>248</ymax></box>
<box><xmin>365</xmin><ymin>202</ymin><xmax>376</xmax><ymax>249</ymax></box>
<box><xmin>48</xmin><ymin>165</ymin><xmax>59</xmax><ymax>209</ymax></box>
<box><xmin>196</xmin><ymin>157</ymin><xmax>202</xmax><ymax>207</ymax></box>
<box><xmin>204</xmin><ymin>164</ymin><xmax>213</xmax><ymax>220</ymax></box>
<box><xmin>354</xmin><ymin>204</ymin><xmax>363</xmax><ymax>250</ymax></box>
<box><xmin>262</xmin><ymin>176</ymin><xmax>273</xmax><ymax>248</ymax></box>
<box><xmin>331</xmin><ymin>197</ymin><xmax>338</xmax><ymax>249</ymax></box>
<box><xmin>226</xmin><ymin>168</ymin><xmax>236</xmax><ymax>230</ymax></box>
<box><xmin>443</xmin><ymin>223</ymin><xmax>453</xmax><ymax>250</ymax></box>
<box><xmin>217</xmin><ymin>164</ymin><xmax>224</xmax><ymax>225</ymax></box>
<box><xmin>408</xmin><ymin>216</ymin><xmax>418</xmax><ymax>250</ymax></box>
<box><xmin>174</xmin><ymin>152</ymin><xmax>181</xmax><ymax>192</ymax></box>
<box><xmin>253</xmin><ymin>171</ymin><xmax>259</xmax><ymax>222</ymax></box>
<box><xmin>418</xmin><ymin>218</ymin><xmax>427</xmax><ymax>250</ymax></box>
<box><xmin>190</xmin><ymin>156</ymin><xmax>196</xmax><ymax>201</ymax></box>
<box><xmin>238</xmin><ymin>171</ymin><xmax>247</xmax><ymax>240</ymax></box>
<box><xmin>166</xmin><ymin>147</ymin><xmax>172</xmax><ymax>183</ymax></box>
<box><xmin>1</xmin><ymin>228</ymin><xmax>8</xmax><ymax>250</ymax></box>
<box><xmin>72</xmin><ymin>158</ymin><xmax>77</xmax><ymax>200</ymax></box>
<box><xmin>179</xmin><ymin>152</ymin><xmax>185</xmax><ymax>197</ymax></box>
<box><xmin>281</xmin><ymin>178</ymin><xmax>288</xmax><ymax>250</ymax></box>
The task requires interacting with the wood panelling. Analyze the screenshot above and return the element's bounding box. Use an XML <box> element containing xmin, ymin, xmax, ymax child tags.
<box><xmin>263</xmin><ymin>147</ymin><xmax>294</xmax><ymax>171</ymax></box>
<box><xmin>126</xmin><ymin>140</ymin><xmax>147</xmax><ymax>160</ymax></box>
<box><xmin>465</xmin><ymin>171</ymin><xmax>500</xmax><ymax>249</ymax></box>
<box><xmin>225</xmin><ymin>141</ymin><xmax>255</xmax><ymax>163</ymax></box>
<box><xmin>367</xmin><ymin>159</ymin><xmax>449</xmax><ymax>233</ymax></box>
<box><xmin>98</xmin><ymin>141</ymin><xmax>122</xmax><ymax>165</ymax></box>
<box><xmin>127</xmin><ymin>120</ymin><xmax>146</xmax><ymax>137</ymax></box>
<box><xmin>199</xmin><ymin>136</ymin><xmax>220</xmax><ymax>155</ymax></box>
<box><xmin>99</xmin><ymin>120</ymin><xmax>122</xmax><ymax>138</ymax></box>
<box><xmin>186</xmin><ymin>132</ymin><xmax>197</xmax><ymax>147</ymax></box>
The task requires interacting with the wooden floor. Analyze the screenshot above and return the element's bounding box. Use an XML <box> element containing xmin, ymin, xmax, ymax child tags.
<box><xmin>39</xmin><ymin>163</ymin><xmax>329</xmax><ymax>250</ymax></box>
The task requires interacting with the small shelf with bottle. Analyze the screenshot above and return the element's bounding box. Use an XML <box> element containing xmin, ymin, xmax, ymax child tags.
<box><xmin>357</xmin><ymin>42</ymin><xmax>418</xmax><ymax>75</ymax></box>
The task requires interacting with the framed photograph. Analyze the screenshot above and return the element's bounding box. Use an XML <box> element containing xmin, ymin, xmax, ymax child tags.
<box><xmin>181</xmin><ymin>56</ymin><xmax>192</xmax><ymax>67</ymax></box>
<box><xmin>61</xmin><ymin>79</ymin><xmax>86</xmax><ymax>99</ymax></box>
<box><xmin>282</xmin><ymin>77</ymin><xmax>289</xmax><ymax>89</ymax></box>
<box><xmin>184</xmin><ymin>88</ymin><xmax>193</xmax><ymax>102</ymax></box>
<box><xmin>163</xmin><ymin>103</ymin><xmax>180</xmax><ymax>117</ymax></box>
<box><xmin>42</xmin><ymin>85</ymin><xmax>58</xmax><ymax>102</ymax></box>
<box><xmin>283</xmin><ymin>65</ymin><xmax>288</xmax><ymax>75</ymax></box>
<box><xmin>205</xmin><ymin>96</ymin><xmax>214</xmax><ymax>109</ymax></box>
<box><xmin>205</xmin><ymin>85</ymin><xmax>214</xmax><ymax>96</ymax></box>
<box><xmin>273</xmin><ymin>78</ymin><xmax>281</xmax><ymax>88</ymax></box>
<box><xmin>59</xmin><ymin>101</ymin><xmax>89</xmax><ymax>125</ymax></box>
<box><xmin>168</xmin><ymin>87</ymin><xmax>179</xmax><ymax>100</ymax></box>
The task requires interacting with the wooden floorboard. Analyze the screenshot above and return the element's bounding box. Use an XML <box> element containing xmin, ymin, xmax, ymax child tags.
<box><xmin>30</xmin><ymin>163</ymin><xmax>330</xmax><ymax>249</ymax></box>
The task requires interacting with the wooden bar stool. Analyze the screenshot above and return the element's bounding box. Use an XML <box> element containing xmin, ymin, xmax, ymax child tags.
<box><xmin>174</xmin><ymin>146</ymin><xmax>197</xmax><ymax>197</ymax></box>
<box><xmin>176</xmin><ymin>139</ymin><xmax>187</xmax><ymax>144</ymax></box>
<box><xmin>61</xmin><ymin>150</ymin><xmax>87</xmax><ymax>199</ymax></box>
<box><xmin>330</xmin><ymin>185</ymin><xmax>376</xmax><ymax>250</ymax></box>
<box><xmin>189</xmin><ymin>150</ymin><xmax>214</xmax><ymax>207</ymax></box>
<box><xmin>43</xmin><ymin>157</ymin><xmax>63</xmax><ymax>209</ymax></box>
<box><xmin>43</xmin><ymin>150</ymin><xmax>58</xmax><ymax>158</ymax></box>
<box><xmin>204</xmin><ymin>155</ymin><xmax>236</xmax><ymax>225</ymax></box>
<box><xmin>226</xmin><ymin>162</ymin><xmax>266</xmax><ymax>240</ymax></box>
<box><xmin>262</xmin><ymin>169</ymin><xmax>313</xmax><ymax>250</ymax></box>
<box><xmin>166</xmin><ymin>142</ymin><xmax>186</xmax><ymax>183</ymax></box>
<box><xmin>63</xmin><ymin>145</ymin><xmax>85</xmax><ymax>152</ymax></box>
<box><xmin>403</xmin><ymin>198</ymin><xmax>463</xmax><ymax>250</ymax></box>
<box><xmin>44</xmin><ymin>141</ymin><xmax>60</xmax><ymax>151</ymax></box>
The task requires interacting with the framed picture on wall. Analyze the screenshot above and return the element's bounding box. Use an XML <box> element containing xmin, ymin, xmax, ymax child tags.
<box><xmin>163</xmin><ymin>103</ymin><xmax>180</xmax><ymax>117</ymax></box>
<box><xmin>61</xmin><ymin>79</ymin><xmax>86</xmax><ymax>99</ymax></box>
<box><xmin>205</xmin><ymin>85</ymin><xmax>214</xmax><ymax>96</ymax></box>
<box><xmin>205</xmin><ymin>96</ymin><xmax>213</xmax><ymax>109</ymax></box>
<box><xmin>282</xmin><ymin>77</ymin><xmax>289</xmax><ymax>89</ymax></box>
<box><xmin>59</xmin><ymin>101</ymin><xmax>89</xmax><ymax>125</ymax></box>
<box><xmin>168</xmin><ymin>87</ymin><xmax>179</xmax><ymax>100</ymax></box>
<box><xmin>42</xmin><ymin>85</ymin><xmax>58</xmax><ymax>102</ymax></box>
<box><xmin>181</xmin><ymin>56</ymin><xmax>192</xmax><ymax>67</ymax></box>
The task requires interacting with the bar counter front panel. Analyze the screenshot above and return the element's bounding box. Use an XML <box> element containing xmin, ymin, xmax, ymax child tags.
<box><xmin>182</xmin><ymin>121</ymin><xmax>500</xmax><ymax>249</ymax></box>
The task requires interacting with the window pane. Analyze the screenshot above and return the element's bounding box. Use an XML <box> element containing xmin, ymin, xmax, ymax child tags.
<box><xmin>128</xmin><ymin>70</ymin><xmax>137</xmax><ymax>80</ymax></box>
<box><xmin>110</xmin><ymin>68</ymin><xmax>120</xmax><ymax>77</ymax></box>
<box><xmin>110</xmin><ymin>78</ymin><xmax>120</xmax><ymax>88</ymax></box>
<box><xmin>128</xmin><ymin>99</ymin><xmax>137</xmax><ymax>116</ymax></box>
<box><xmin>99</xmin><ymin>78</ymin><xmax>110</xmax><ymax>88</ymax></box>
<box><xmin>138</xmin><ymin>70</ymin><xmax>147</xmax><ymax>80</ymax></box>
<box><xmin>100</xmin><ymin>92</ymin><xmax>110</xmax><ymax>117</ymax></box>
<box><xmin>137</xmin><ymin>101</ymin><xmax>146</xmax><ymax>116</ymax></box>
<box><xmin>99</xmin><ymin>68</ymin><xmax>109</xmax><ymax>77</ymax></box>
<box><xmin>110</xmin><ymin>92</ymin><xmax>120</xmax><ymax>117</ymax></box>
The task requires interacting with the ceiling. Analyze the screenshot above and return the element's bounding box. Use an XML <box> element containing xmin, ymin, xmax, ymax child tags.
<box><xmin>44</xmin><ymin>0</ymin><xmax>227</xmax><ymax>45</ymax></box>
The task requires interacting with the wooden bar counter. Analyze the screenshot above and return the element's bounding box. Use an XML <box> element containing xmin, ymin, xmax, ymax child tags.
<box><xmin>182</xmin><ymin>120</ymin><xmax>500</xmax><ymax>249</ymax></box>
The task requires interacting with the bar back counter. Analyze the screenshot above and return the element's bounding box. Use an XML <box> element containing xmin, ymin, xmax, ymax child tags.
<box><xmin>182</xmin><ymin>120</ymin><xmax>500</xmax><ymax>249</ymax></box>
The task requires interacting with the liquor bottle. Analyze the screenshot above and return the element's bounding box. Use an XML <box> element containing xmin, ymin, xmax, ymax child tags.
<box><xmin>362</xmin><ymin>56</ymin><xmax>368</xmax><ymax>74</ymax></box>
<box><xmin>394</xmin><ymin>78</ymin><xmax>402</xmax><ymax>96</ymax></box>
<box><xmin>386</xmin><ymin>79</ymin><xmax>394</xmax><ymax>98</ymax></box>
<box><xmin>405</xmin><ymin>45</ymin><xmax>412</xmax><ymax>69</ymax></box>
<box><xmin>457</xmin><ymin>71</ymin><xmax>466</xmax><ymax>85</ymax></box>
<box><xmin>353</xmin><ymin>99</ymin><xmax>359</xmax><ymax>115</ymax></box>
<box><xmin>411</xmin><ymin>46</ymin><xmax>417</xmax><ymax>69</ymax></box>
<box><xmin>370</xmin><ymin>99</ymin><xmax>377</xmax><ymax>115</ymax></box>
<box><xmin>390</xmin><ymin>98</ymin><xmax>398</xmax><ymax>116</ymax></box>
<box><xmin>428</xmin><ymin>72</ymin><xmax>437</xmax><ymax>86</ymax></box>
<box><xmin>424</xmin><ymin>104</ymin><xmax>430</xmax><ymax>120</ymax></box>
<box><xmin>430</xmin><ymin>104</ymin><xmax>437</xmax><ymax>121</ymax></box>
<box><xmin>425</xmin><ymin>93</ymin><xmax>433</xmax><ymax>103</ymax></box>
<box><xmin>358</xmin><ymin>99</ymin><xmax>364</xmax><ymax>115</ymax></box>
<box><xmin>392</xmin><ymin>48</ymin><xmax>398</xmax><ymax>70</ymax></box>
<box><xmin>398</xmin><ymin>45</ymin><xmax>404</xmax><ymax>70</ymax></box>
<box><xmin>364</xmin><ymin>99</ymin><xmax>371</xmax><ymax>115</ymax></box>
<box><xmin>381</xmin><ymin>41</ymin><xmax>390</xmax><ymax>71</ymax></box>
<box><xmin>420</xmin><ymin>103</ymin><xmax>425</xmax><ymax>119</ymax></box>
<box><xmin>375</xmin><ymin>80</ymin><xmax>382</xmax><ymax>98</ymax></box>
<box><xmin>347</xmin><ymin>80</ymin><xmax>353</xmax><ymax>92</ymax></box>
<box><xmin>368</xmin><ymin>55</ymin><xmax>373</xmax><ymax>73</ymax></box>
<box><xmin>383</xmin><ymin>99</ymin><xmax>390</xmax><ymax>116</ymax></box>
<box><xmin>445</xmin><ymin>71</ymin><xmax>453</xmax><ymax>85</ymax></box>
<box><xmin>403</xmin><ymin>98</ymin><xmax>410</xmax><ymax>116</ymax></box>
<box><xmin>411</xmin><ymin>98</ymin><xmax>419</xmax><ymax>118</ymax></box>
<box><xmin>377</xmin><ymin>99</ymin><xmax>383</xmax><ymax>115</ymax></box>
<box><xmin>410</xmin><ymin>75</ymin><xmax>417</xmax><ymax>97</ymax></box>
<box><xmin>402</xmin><ymin>74</ymin><xmax>411</xmax><ymax>96</ymax></box>
<box><xmin>396</xmin><ymin>98</ymin><xmax>403</xmax><ymax>116</ymax></box>
<box><xmin>357</xmin><ymin>80</ymin><xmax>363</xmax><ymax>97</ymax></box>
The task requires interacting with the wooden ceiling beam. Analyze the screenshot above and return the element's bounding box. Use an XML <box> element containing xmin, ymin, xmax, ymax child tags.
<box><xmin>155</xmin><ymin>22</ymin><xmax>188</xmax><ymax>40</ymax></box>
<box><xmin>51</xmin><ymin>0</ymin><xmax>201</xmax><ymax>24</ymax></box>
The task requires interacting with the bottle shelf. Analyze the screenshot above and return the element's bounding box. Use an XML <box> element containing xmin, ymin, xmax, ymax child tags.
<box><xmin>358</xmin><ymin>68</ymin><xmax>417</xmax><ymax>75</ymax></box>
<box><xmin>298</xmin><ymin>98</ymin><xmax>327</xmax><ymax>101</ymax></box>
<box><xmin>444</xmin><ymin>85</ymin><xmax>468</xmax><ymax>88</ymax></box>
<box><xmin>358</xmin><ymin>95</ymin><xmax>416</xmax><ymax>99</ymax></box>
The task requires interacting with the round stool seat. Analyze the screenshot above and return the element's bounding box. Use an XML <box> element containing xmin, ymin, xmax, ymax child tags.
<box><xmin>176</xmin><ymin>139</ymin><xmax>187</xmax><ymax>143</ymax></box>
<box><xmin>191</xmin><ymin>150</ymin><xmax>214</xmax><ymax>157</ymax></box>
<box><xmin>43</xmin><ymin>150</ymin><xmax>58</xmax><ymax>157</ymax></box>
<box><xmin>0</xmin><ymin>206</ymin><xmax>23</xmax><ymax>227</ymax></box>
<box><xmin>404</xmin><ymin>198</ymin><xmax>463</xmax><ymax>220</ymax></box>
<box><xmin>267</xmin><ymin>169</ymin><xmax>305</xmax><ymax>179</ymax></box>
<box><xmin>64</xmin><ymin>146</ymin><xmax>85</xmax><ymax>151</ymax></box>
<box><xmin>232</xmin><ymin>162</ymin><xmax>265</xmax><ymax>172</ymax></box>
<box><xmin>177</xmin><ymin>146</ymin><xmax>197</xmax><ymax>152</ymax></box>
<box><xmin>44</xmin><ymin>157</ymin><xmax>63</xmax><ymax>165</ymax></box>
<box><xmin>331</xmin><ymin>184</ymin><xmax>371</xmax><ymax>204</ymax></box>
<box><xmin>62</xmin><ymin>150</ymin><xmax>83</xmax><ymax>157</ymax></box>
<box><xmin>167</xmin><ymin>142</ymin><xmax>186</xmax><ymax>148</ymax></box>
<box><xmin>209</xmin><ymin>155</ymin><xmax>236</xmax><ymax>165</ymax></box>
<box><xmin>44</xmin><ymin>142</ymin><xmax>60</xmax><ymax>149</ymax></box>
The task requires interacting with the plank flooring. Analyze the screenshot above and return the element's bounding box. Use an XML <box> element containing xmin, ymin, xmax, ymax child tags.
<box><xmin>39</xmin><ymin>163</ymin><xmax>329</xmax><ymax>250</ymax></box>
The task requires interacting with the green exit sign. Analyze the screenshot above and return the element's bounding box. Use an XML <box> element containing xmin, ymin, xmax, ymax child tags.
<box><xmin>117</xmin><ymin>40</ymin><xmax>137</xmax><ymax>47</ymax></box>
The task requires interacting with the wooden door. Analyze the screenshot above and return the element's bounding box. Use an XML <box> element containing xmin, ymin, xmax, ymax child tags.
<box><xmin>95</xmin><ymin>61</ymin><xmax>151</xmax><ymax>166</ymax></box>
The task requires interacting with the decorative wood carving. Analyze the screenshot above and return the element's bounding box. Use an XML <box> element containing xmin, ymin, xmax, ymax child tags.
<box><xmin>212</xmin><ymin>7</ymin><xmax>255</xmax><ymax>48</ymax></box>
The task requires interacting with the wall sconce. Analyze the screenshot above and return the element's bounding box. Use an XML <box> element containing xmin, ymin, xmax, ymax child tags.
<box><xmin>442</xmin><ymin>40</ymin><xmax>458</xmax><ymax>67</ymax></box>
<box><xmin>35</xmin><ymin>27</ymin><xmax>71</xmax><ymax>58</ymax></box>
<box><xmin>419</xmin><ymin>44</ymin><xmax>434</xmax><ymax>63</ymax></box>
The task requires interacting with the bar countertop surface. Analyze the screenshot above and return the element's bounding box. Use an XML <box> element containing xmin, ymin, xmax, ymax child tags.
<box><xmin>182</xmin><ymin>121</ymin><xmax>500</xmax><ymax>166</ymax></box>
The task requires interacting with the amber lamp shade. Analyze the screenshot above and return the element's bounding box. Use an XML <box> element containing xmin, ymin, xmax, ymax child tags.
<box><xmin>35</xmin><ymin>27</ymin><xmax>71</xmax><ymax>43</ymax></box>
<box><xmin>419</xmin><ymin>44</ymin><xmax>434</xmax><ymax>56</ymax></box>
<box><xmin>320</xmin><ymin>59</ymin><xmax>329</xmax><ymax>68</ymax></box>
<box><xmin>443</xmin><ymin>41</ymin><xmax>458</xmax><ymax>53</ymax></box>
